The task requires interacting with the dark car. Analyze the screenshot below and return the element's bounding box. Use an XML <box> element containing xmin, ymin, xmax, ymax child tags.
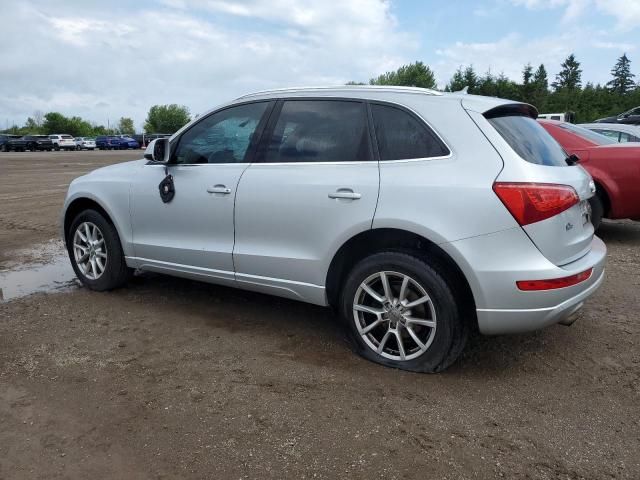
<box><xmin>95</xmin><ymin>135</ymin><xmax>124</xmax><ymax>150</ymax></box>
<box><xmin>8</xmin><ymin>135</ymin><xmax>54</xmax><ymax>152</ymax></box>
<box><xmin>0</xmin><ymin>134</ymin><xmax>21</xmax><ymax>152</ymax></box>
<box><xmin>118</xmin><ymin>136</ymin><xmax>140</xmax><ymax>149</ymax></box>
<box><xmin>594</xmin><ymin>106</ymin><xmax>640</xmax><ymax>125</ymax></box>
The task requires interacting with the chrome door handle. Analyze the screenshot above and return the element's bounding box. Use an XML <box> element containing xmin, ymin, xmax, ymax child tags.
<box><xmin>207</xmin><ymin>185</ymin><xmax>231</xmax><ymax>194</ymax></box>
<box><xmin>329</xmin><ymin>189</ymin><xmax>361</xmax><ymax>200</ymax></box>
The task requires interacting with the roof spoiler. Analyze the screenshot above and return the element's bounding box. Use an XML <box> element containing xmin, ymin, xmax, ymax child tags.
<box><xmin>483</xmin><ymin>103</ymin><xmax>538</xmax><ymax>120</ymax></box>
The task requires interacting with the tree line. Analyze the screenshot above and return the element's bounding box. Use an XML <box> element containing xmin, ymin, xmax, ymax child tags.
<box><xmin>2</xmin><ymin>104</ymin><xmax>191</xmax><ymax>137</ymax></box>
<box><xmin>352</xmin><ymin>53</ymin><xmax>639</xmax><ymax>123</ymax></box>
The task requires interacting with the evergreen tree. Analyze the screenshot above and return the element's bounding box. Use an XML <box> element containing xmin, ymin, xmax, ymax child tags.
<box><xmin>529</xmin><ymin>64</ymin><xmax>549</xmax><ymax>111</ymax></box>
<box><xmin>607</xmin><ymin>53</ymin><xmax>635</xmax><ymax>95</ymax></box>
<box><xmin>552</xmin><ymin>54</ymin><xmax>582</xmax><ymax>91</ymax></box>
<box><xmin>462</xmin><ymin>66</ymin><xmax>479</xmax><ymax>93</ymax></box>
<box><xmin>445</xmin><ymin>67</ymin><xmax>466</xmax><ymax>92</ymax></box>
<box><xmin>520</xmin><ymin>63</ymin><xmax>535</xmax><ymax>103</ymax></box>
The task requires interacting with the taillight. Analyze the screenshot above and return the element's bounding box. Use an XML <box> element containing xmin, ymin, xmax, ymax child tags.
<box><xmin>493</xmin><ymin>182</ymin><xmax>579</xmax><ymax>226</ymax></box>
<box><xmin>517</xmin><ymin>268</ymin><xmax>593</xmax><ymax>291</ymax></box>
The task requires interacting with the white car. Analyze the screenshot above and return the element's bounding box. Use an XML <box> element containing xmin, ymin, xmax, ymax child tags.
<box><xmin>75</xmin><ymin>137</ymin><xmax>96</xmax><ymax>150</ymax></box>
<box><xmin>579</xmin><ymin>123</ymin><xmax>640</xmax><ymax>143</ymax></box>
<box><xmin>49</xmin><ymin>134</ymin><xmax>77</xmax><ymax>151</ymax></box>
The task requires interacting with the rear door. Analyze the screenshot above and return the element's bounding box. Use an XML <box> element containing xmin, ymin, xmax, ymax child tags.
<box><xmin>233</xmin><ymin>99</ymin><xmax>379</xmax><ymax>303</ymax></box>
<box><xmin>480</xmin><ymin>112</ymin><xmax>595</xmax><ymax>266</ymax></box>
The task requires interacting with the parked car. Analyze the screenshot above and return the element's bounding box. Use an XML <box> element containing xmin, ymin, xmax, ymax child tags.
<box><xmin>578</xmin><ymin>123</ymin><xmax>640</xmax><ymax>143</ymax></box>
<box><xmin>118</xmin><ymin>136</ymin><xmax>140</xmax><ymax>149</ymax></box>
<box><xmin>594</xmin><ymin>106</ymin><xmax>640</xmax><ymax>125</ymax></box>
<box><xmin>95</xmin><ymin>135</ymin><xmax>124</xmax><ymax>150</ymax></box>
<box><xmin>49</xmin><ymin>134</ymin><xmax>77</xmax><ymax>151</ymax></box>
<box><xmin>62</xmin><ymin>87</ymin><xmax>606</xmax><ymax>372</ymax></box>
<box><xmin>538</xmin><ymin>112</ymin><xmax>575</xmax><ymax>122</ymax></box>
<box><xmin>0</xmin><ymin>134</ymin><xmax>21</xmax><ymax>152</ymax></box>
<box><xmin>539</xmin><ymin>119</ymin><xmax>640</xmax><ymax>228</ymax></box>
<box><xmin>75</xmin><ymin>137</ymin><xmax>96</xmax><ymax>150</ymax></box>
<box><xmin>9</xmin><ymin>135</ymin><xmax>54</xmax><ymax>151</ymax></box>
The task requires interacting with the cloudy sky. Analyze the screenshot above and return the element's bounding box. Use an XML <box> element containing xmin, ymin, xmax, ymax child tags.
<box><xmin>1</xmin><ymin>0</ymin><xmax>639</xmax><ymax>131</ymax></box>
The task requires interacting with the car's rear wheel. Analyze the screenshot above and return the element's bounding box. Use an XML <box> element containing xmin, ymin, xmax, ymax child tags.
<box><xmin>67</xmin><ymin>209</ymin><xmax>131</xmax><ymax>291</ymax></box>
<box><xmin>340</xmin><ymin>252</ymin><xmax>467</xmax><ymax>373</ymax></box>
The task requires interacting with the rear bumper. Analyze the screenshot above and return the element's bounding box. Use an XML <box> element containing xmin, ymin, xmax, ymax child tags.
<box><xmin>476</xmin><ymin>267</ymin><xmax>604</xmax><ymax>334</ymax></box>
<box><xmin>441</xmin><ymin>228</ymin><xmax>607</xmax><ymax>335</ymax></box>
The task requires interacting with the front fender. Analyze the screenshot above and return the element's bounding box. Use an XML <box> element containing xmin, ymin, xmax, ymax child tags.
<box><xmin>61</xmin><ymin>183</ymin><xmax>133</xmax><ymax>257</ymax></box>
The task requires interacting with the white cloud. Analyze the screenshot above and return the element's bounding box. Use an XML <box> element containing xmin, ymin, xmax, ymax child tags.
<box><xmin>0</xmin><ymin>0</ymin><xmax>416</xmax><ymax>130</ymax></box>
<box><xmin>434</xmin><ymin>32</ymin><xmax>580</xmax><ymax>86</ymax></box>
<box><xmin>510</xmin><ymin>0</ymin><xmax>640</xmax><ymax>27</ymax></box>
<box><xmin>594</xmin><ymin>0</ymin><xmax>640</xmax><ymax>31</ymax></box>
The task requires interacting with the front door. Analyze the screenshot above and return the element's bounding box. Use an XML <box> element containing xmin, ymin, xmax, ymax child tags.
<box><xmin>130</xmin><ymin>101</ymin><xmax>272</xmax><ymax>281</ymax></box>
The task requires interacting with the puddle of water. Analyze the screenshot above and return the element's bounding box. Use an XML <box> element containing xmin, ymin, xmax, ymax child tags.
<box><xmin>0</xmin><ymin>248</ymin><xmax>79</xmax><ymax>302</ymax></box>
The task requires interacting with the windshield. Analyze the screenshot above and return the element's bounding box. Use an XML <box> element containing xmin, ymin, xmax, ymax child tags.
<box><xmin>557</xmin><ymin>123</ymin><xmax>617</xmax><ymax>145</ymax></box>
<box><xmin>487</xmin><ymin>115</ymin><xmax>569</xmax><ymax>167</ymax></box>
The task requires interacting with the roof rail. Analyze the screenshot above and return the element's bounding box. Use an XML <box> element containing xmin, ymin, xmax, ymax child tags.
<box><xmin>235</xmin><ymin>85</ymin><xmax>443</xmax><ymax>100</ymax></box>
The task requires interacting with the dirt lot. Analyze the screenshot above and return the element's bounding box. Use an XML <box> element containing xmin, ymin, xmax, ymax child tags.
<box><xmin>1</xmin><ymin>151</ymin><xmax>639</xmax><ymax>479</ymax></box>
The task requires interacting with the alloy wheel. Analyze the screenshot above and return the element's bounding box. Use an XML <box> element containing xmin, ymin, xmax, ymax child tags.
<box><xmin>353</xmin><ymin>271</ymin><xmax>437</xmax><ymax>361</ymax></box>
<box><xmin>72</xmin><ymin>221</ymin><xmax>107</xmax><ymax>280</ymax></box>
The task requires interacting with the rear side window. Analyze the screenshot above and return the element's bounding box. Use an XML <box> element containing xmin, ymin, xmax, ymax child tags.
<box><xmin>263</xmin><ymin>100</ymin><xmax>370</xmax><ymax>163</ymax></box>
<box><xmin>370</xmin><ymin>104</ymin><xmax>449</xmax><ymax>160</ymax></box>
<box><xmin>487</xmin><ymin>116</ymin><xmax>568</xmax><ymax>167</ymax></box>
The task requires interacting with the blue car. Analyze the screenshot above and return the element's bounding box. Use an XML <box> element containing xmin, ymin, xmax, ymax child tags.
<box><xmin>119</xmin><ymin>136</ymin><xmax>140</xmax><ymax>149</ymax></box>
<box><xmin>95</xmin><ymin>135</ymin><xmax>124</xmax><ymax>150</ymax></box>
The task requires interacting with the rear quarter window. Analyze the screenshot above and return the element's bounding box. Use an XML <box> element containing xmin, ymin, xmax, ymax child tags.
<box><xmin>370</xmin><ymin>103</ymin><xmax>449</xmax><ymax>160</ymax></box>
<box><xmin>487</xmin><ymin>116</ymin><xmax>568</xmax><ymax>167</ymax></box>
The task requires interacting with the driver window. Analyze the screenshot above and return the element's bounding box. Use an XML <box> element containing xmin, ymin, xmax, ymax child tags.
<box><xmin>173</xmin><ymin>102</ymin><xmax>269</xmax><ymax>164</ymax></box>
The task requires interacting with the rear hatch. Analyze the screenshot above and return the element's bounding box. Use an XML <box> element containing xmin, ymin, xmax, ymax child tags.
<box><xmin>480</xmin><ymin>105</ymin><xmax>595</xmax><ymax>266</ymax></box>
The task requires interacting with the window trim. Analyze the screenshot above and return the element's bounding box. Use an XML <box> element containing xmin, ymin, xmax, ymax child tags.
<box><xmin>367</xmin><ymin>100</ymin><xmax>452</xmax><ymax>163</ymax></box>
<box><xmin>161</xmin><ymin>99</ymin><xmax>276</xmax><ymax>166</ymax></box>
<box><xmin>253</xmin><ymin>97</ymin><xmax>376</xmax><ymax>165</ymax></box>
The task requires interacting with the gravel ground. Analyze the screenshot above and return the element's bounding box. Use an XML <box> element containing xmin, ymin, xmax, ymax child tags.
<box><xmin>1</xmin><ymin>151</ymin><xmax>639</xmax><ymax>479</ymax></box>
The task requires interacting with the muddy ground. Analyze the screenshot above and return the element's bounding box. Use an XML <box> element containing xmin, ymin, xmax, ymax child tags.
<box><xmin>1</xmin><ymin>151</ymin><xmax>639</xmax><ymax>479</ymax></box>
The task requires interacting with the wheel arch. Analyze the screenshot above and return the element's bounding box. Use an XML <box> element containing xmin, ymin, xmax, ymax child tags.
<box><xmin>63</xmin><ymin>196</ymin><xmax>125</xmax><ymax>250</ymax></box>
<box><xmin>325</xmin><ymin>228</ymin><xmax>477</xmax><ymax>331</ymax></box>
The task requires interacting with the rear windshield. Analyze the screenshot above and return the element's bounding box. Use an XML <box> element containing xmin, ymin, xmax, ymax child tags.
<box><xmin>556</xmin><ymin>122</ymin><xmax>617</xmax><ymax>145</ymax></box>
<box><xmin>487</xmin><ymin>115</ymin><xmax>568</xmax><ymax>167</ymax></box>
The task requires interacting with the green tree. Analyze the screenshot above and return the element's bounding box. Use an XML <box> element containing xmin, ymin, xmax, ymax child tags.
<box><xmin>345</xmin><ymin>81</ymin><xmax>366</xmax><ymax>85</ymax></box>
<box><xmin>519</xmin><ymin>63</ymin><xmax>534</xmax><ymax>103</ymax></box>
<box><xmin>42</xmin><ymin>112</ymin><xmax>69</xmax><ymax>134</ymax></box>
<box><xmin>607</xmin><ymin>53</ymin><xmax>635</xmax><ymax>95</ymax></box>
<box><xmin>462</xmin><ymin>66</ymin><xmax>479</xmax><ymax>93</ymax></box>
<box><xmin>118</xmin><ymin>117</ymin><xmax>135</xmax><ymax>134</ymax></box>
<box><xmin>552</xmin><ymin>53</ymin><xmax>582</xmax><ymax>91</ymax></box>
<box><xmin>369</xmin><ymin>61</ymin><xmax>437</xmax><ymax>89</ymax></box>
<box><xmin>530</xmin><ymin>64</ymin><xmax>549</xmax><ymax>111</ymax></box>
<box><xmin>144</xmin><ymin>104</ymin><xmax>191</xmax><ymax>133</ymax></box>
<box><xmin>445</xmin><ymin>67</ymin><xmax>466</xmax><ymax>92</ymax></box>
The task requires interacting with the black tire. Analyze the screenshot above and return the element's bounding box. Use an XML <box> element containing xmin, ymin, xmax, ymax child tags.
<box><xmin>67</xmin><ymin>209</ymin><xmax>131</xmax><ymax>291</ymax></box>
<box><xmin>340</xmin><ymin>251</ymin><xmax>467</xmax><ymax>373</ymax></box>
<box><xmin>54</xmin><ymin>145</ymin><xmax>60</xmax><ymax>151</ymax></box>
<box><xmin>589</xmin><ymin>194</ymin><xmax>604</xmax><ymax>230</ymax></box>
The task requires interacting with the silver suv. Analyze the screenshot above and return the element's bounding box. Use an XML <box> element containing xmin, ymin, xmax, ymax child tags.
<box><xmin>61</xmin><ymin>86</ymin><xmax>606</xmax><ymax>372</ymax></box>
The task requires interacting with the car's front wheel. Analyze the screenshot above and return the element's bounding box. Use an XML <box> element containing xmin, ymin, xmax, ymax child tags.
<box><xmin>67</xmin><ymin>209</ymin><xmax>131</xmax><ymax>291</ymax></box>
<box><xmin>340</xmin><ymin>252</ymin><xmax>467</xmax><ymax>373</ymax></box>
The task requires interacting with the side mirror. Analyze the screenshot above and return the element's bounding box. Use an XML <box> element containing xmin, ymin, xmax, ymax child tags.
<box><xmin>144</xmin><ymin>138</ymin><xmax>170</xmax><ymax>162</ymax></box>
